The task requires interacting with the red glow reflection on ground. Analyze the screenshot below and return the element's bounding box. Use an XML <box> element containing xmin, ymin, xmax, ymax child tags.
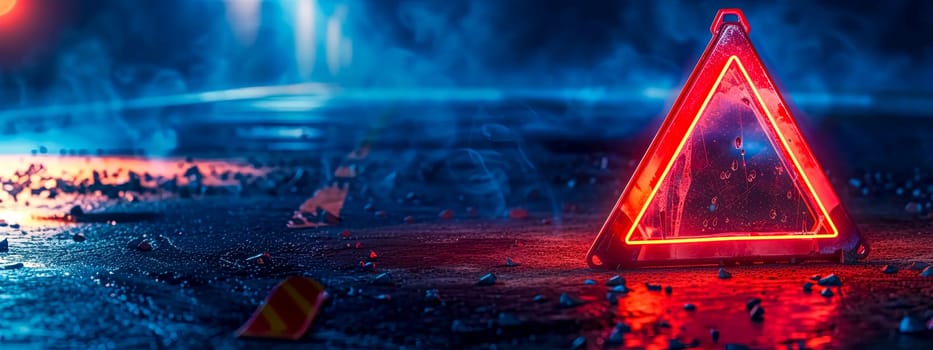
<box><xmin>612</xmin><ymin>278</ymin><xmax>839</xmax><ymax>348</ymax></box>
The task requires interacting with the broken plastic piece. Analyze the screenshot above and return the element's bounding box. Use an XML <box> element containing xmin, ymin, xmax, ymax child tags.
<box><xmin>749</xmin><ymin>304</ymin><xmax>764</xmax><ymax>322</ymax></box>
<box><xmin>559</xmin><ymin>293</ymin><xmax>585</xmax><ymax>308</ymax></box>
<box><xmin>921</xmin><ymin>266</ymin><xmax>932</xmax><ymax>277</ymax></box>
<box><xmin>236</xmin><ymin>276</ymin><xmax>327</xmax><ymax>340</ymax></box>
<box><xmin>477</xmin><ymin>273</ymin><xmax>497</xmax><ymax>286</ymax></box>
<box><xmin>586</xmin><ymin>8</ymin><xmax>866</xmax><ymax>268</ymax></box>
<box><xmin>606</xmin><ymin>275</ymin><xmax>625</xmax><ymax>286</ymax></box>
<box><xmin>373</xmin><ymin>272</ymin><xmax>394</xmax><ymax>286</ymax></box>
<box><xmin>818</xmin><ymin>274</ymin><xmax>842</xmax><ymax>286</ymax></box>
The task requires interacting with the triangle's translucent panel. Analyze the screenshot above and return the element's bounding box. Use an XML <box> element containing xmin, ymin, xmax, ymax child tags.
<box><xmin>628</xmin><ymin>61</ymin><xmax>827</xmax><ymax>243</ymax></box>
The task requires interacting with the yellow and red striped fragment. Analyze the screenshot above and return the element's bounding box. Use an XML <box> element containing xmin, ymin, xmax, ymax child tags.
<box><xmin>236</xmin><ymin>276</ymin><xmax>327</xmax><ymax>340</ymax></box>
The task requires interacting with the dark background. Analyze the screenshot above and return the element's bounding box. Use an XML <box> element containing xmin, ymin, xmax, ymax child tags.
<box><xmin>1</xmin><ymin>1</ymin><xmax>931</xmax><ymax>99</ymax></box>
<box><xmin>0</xmin><ymin>0</ymin><xmax>931</xmax><ymax>165</ymax></box>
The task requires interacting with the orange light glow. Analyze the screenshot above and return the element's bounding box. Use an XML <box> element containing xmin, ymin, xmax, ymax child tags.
<box><xmin>0</xmin><ymin>0</ymin><xmax>14</xmax><ymax>17</ymax></box>
<box><xmin>623</xmin><ymin>55</ymin><xmax>839</xmax><ymax>246</ymax></box>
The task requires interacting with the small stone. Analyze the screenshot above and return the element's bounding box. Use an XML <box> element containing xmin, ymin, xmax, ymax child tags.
<box><xmin>749</xmin><ymin>305</ymin><xmax>765</xmax><ymax>322</ymax></box>
<box><xmin>571</xmin><ymin>336</ymin><xmax>587</xmax><ymax>350</ymax></box>
<box><xmin>606</xmin><ymin>323</ymin><xmax>630</xmax><ymax>345</ymax></box>
<box><xmin>606</xmin><ymin>275</ymin><xmax>625</xmax><ymax>286</ymax></box>
<box><xmin>559</xmin><ymin>293</ymin><xmax>586</xmax><ymax>308</ymax></box>
<box><xmin>136</xmin><ymin>240</ymin><xmax>152</xmax><ymax>252</ymax></box>
<box><xmin>684</xmin><ymin>303</ymin><xmax>697</xmax><ymax>311</ymax></box>
<box><xmin>9</xmin><ymin>224</ymin><xmax>19</xmax><ymax>229</ymax></box>
<box><xmin>374</xmin><ymin>210</ymin><xmax>388</xmax><ymax>218</ymax></box>
<box><xmin>645</xmin><ymin>283</ymin><xmax>662</xmax><ymax>291</ymax></box>
<box><xmin>606</xmin><ymin>329</ymin><xmax>624</xmax><ymax>345</ymax></box>
<box><xmin>466</xmin><ymin>207</ymin><xmax>478</xmax><ymax>217</ymax></box>
<box><xmin>803</xmin><ymin>282</ymin><xmax>813</xmax><ymax>292</ymax></box>
<box><xmin>718</xmin><ymin>267</ymin><xmax>732</xmax><ymax>279</ymax></box>
<box><xmin>665</xmin><ymin>286</ymin><xmax>673</xmax><ymax>294</ymax></box>
<box><xmin>373</xmin><ymin>272</ymin><xmax>394</xmax><ymax>286</ymax></box>
<box><xmin>505</xmin><ymin>257</ymin><xmax>521</xmax><ymax>267</ymax></box>
<box><xmin>669</xmin><ymin>339</ymin><xmax>688</xmax><ymax>350</ymax></box>
<box><xmin>583</xmin><ymin>279</ymin><xmax>596</xmax><ymax>285</ymax></box>
<box><xmin>745</xmin><ymin>298</ymin><xmax>762</xmax><ymax>311</ymax></box>
<box><xmin>906</xmin><ymin>201</ymin><xmax>923</xmax><ymax>214</ymax></box>
<box><xmin>438</xmin><ymin>209</ymin><xmax>455</xmax><ymax>220</ymax></box>
<box><xmin>425</xmin><ymin>289</ymin><xmax>441</xmax><ymax>304</ymax></box>
<box><xmin>403</xmin><ymin>216</ymin><xmax>415</xmax><ymax>224</ymax></box>
<box><xmin>540</xmin><ymin>218</ymin><xmax>552</xmax><ymax>225</ymax></box>
<box><xmin>532</xmin><ymin>294</ymin><xmax>547</xmax><ymax>303</ymax></box>
<box><xmin>0</xmin><ymin>238</ymin><xmax>7</xmax><ymax>252</ymax></box>
<box><xmin>809</xmin><ymin>274</ymin><xmax>821</xmax><ymax>281</ymax></box>
<box><xmin>882</xmin><ymin>265</ymin><xmax>898</xmax><ymax>274</ymax></box>
<box><xmin>3</xmin><ymin>262</ymin><xmax>23</xmax><ymax>270</ymax></box>
<box><xmin>710</xmin><ymin>328</ymin><xmax>720</xmax><ymax>342</ymax></box>
<box><xmin>339</xmin><ymin>230</ymin><xmax>351</xmax><ymax>239</ymax></box>
<box><xmin>478</xmin><ymin>273</ymin><xmax>497</xmax><ymax>286</ymax></box>
<box><xmin>369</xmin><ymin>250</ymin><xmax>378</xmax><ymax>259</ymax></box>
<box><xmin>899</xmin><ymin>315</ymin><xmax>926</xmax><ymax>334</ymax></box>
<box><xmin>363</xmin><ymin>203</ymin><xmax>375</xmax><ymax>212</ymax></box>
<box><xmin>725</xmin><ymin>344</ymin><xmax>750</xmax><ymax>350</ymax></box>
<box><xmin>374</xmin><ymin>294</ymin><xmax>391</xmax><ymax>302</ymax></box>
<box><xmin>508</xmin><ymin>208</ymin><xmax>528</xmax><ymax>220</ymax></box>
<box><xmin>820</xmin><ymin>288</ymin><xmax>834</xmax><ymax>297</ymax></box>
<box><xmin>606</xmin><ymin>292</ymin><xmax>618</xmax><ymax>305</ymax></box>
<box><xmin>497</xmin><ymin>312</ymin><xmax>522</xmax><ymax>327</ymax></box>
<box><xmin>818</xmin><ymin>274</ymin><xmax>842</xmax><ymax>286</ymax></box>
<box><xmin>921</xmin><ymin>266</ymin><xmax>933</xmax><ymax>277</ymax></box>
<box><xmin>451</xmin><ymin>320</ymin><xmax>471</xmax><ymax>333</ymax></box>
<box><xmin>908</xmin><ymin>261</ymin><xmax>929</xmax><ymax>271</ymax></box>
<box><xmin>69</xmin><ymin>205</ymin><xmax>85</xmax><ymax>217</ymax></box>
<box><xmin>610</xmin><ymin>285</ymin><xmax>629</xmax><ymax>293</ymax></box>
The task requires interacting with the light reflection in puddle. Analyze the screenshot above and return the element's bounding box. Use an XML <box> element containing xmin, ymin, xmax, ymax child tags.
<box><xmin>608</xmin><ymin>277</ymin><xmax>840</xmax><ymax>349</ymax></box>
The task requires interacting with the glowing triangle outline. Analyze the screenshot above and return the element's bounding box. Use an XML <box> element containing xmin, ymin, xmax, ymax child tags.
<box><xmin>622</xmin><ymin>55</ymin><xmax>840</xmax><ymax>246</ymax></box>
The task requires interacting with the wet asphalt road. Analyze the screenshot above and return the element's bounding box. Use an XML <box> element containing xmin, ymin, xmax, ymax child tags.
<box><xmin>0</xmin><ymin>189</ymin><xmax>930</xmax><ymax>349</ymax></box>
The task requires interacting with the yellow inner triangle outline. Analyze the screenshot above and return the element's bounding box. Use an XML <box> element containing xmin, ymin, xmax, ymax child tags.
<box><xmin>623</xmin><ymin>55</ymin><xmax>840</xmax><ymax>245</ymax></box>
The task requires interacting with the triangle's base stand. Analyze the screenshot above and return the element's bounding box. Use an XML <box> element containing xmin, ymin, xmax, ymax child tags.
<box><xmin>587</xmin><ymin>204</ymin><xmax>868</xmax><ymax>269</ymax></box>
<box><xmin>585</xmin><ymin>9</ymin><xmax>868</xmax><ymax>269</ymax></box>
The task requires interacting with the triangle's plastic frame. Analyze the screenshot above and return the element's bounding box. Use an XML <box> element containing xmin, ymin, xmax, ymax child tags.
<box><xmin>586</xmin><ymin>9</ymin><xmax>868</xmax><ymax>269</ymax></box>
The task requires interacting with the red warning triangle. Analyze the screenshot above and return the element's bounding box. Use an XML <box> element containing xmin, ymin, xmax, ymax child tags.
<box><xmin>586</xmin><ymin>9</ymin><xmax>867</xmax><ymax>268</ymax></box>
